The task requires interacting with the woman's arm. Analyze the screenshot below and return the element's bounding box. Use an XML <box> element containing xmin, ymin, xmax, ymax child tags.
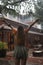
<box><xmin>25</xmin><ymin>19</ymin><xmax>39</xmax><ymax>32</ymax></box>
<box><xmin>3</xmin><ymin>20</ymin><xmax>17</xmax><ymax>33</ymax></box>
<box><xmin>3</xmin><ymin>18</ymin><xmax>17</xmax><ymax>31</ymax></box>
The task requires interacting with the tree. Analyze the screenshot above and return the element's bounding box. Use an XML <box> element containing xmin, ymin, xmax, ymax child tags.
<box><xmin>0</xmin><ymin>0</ymin><xmax>34</xmax><ymax>16</ymax></box>
<box><xmin>0</xmin><ymin>0</ymin><xmax>21</xmax><ymax>16</ymax></box>
<box><xmin>1</xmin><ymin>0</ymin><xmax>43</xmax><ymax>21</ymax></box>
<box><xmin>33</xmin><ymin>0</ymin><xmax>43</xmax><ymax>20</ymax></box>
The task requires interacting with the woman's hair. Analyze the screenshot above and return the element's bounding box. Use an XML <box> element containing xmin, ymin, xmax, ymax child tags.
<box><xmin>17</xmin><ymin>26</ymin><xmax>25</xmax><ymax>45</ymax></box>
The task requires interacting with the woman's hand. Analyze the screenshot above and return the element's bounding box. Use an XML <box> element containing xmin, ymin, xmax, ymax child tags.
<box><xmin>25</xmin><ymin>19</ymin><xmax>39</xmax><ymax>32</ymax></box>
<box><xmin>30</xmin><ymin>19</ymin><xmax>39</xmax><ymax>26</ymax></box>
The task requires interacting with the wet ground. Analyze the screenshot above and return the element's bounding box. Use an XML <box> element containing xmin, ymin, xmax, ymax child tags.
<box><xmin>0</xmin><ymin>50</ymin><xmax>43</xmax><ymax>65</ymax></box>
<box><xmin>0</xmin><ymin>60</ymin><xmax>43</xmax><ymax>65</ymax></box>
<box><xmin>0</xmin><ymin>60</ymin><xmax>10</xmax><ymax>65</ymax></box>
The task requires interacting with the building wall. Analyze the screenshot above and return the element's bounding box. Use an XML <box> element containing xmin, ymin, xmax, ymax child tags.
<box><xmin>28</xmin><ymin>33</ymin><xmax>43</xmax><ymax>46</ymax></box>
<box><xmin>0</xmin><ymin>18</ymin><xmax>43</xmax><ymax>50</ymax></box>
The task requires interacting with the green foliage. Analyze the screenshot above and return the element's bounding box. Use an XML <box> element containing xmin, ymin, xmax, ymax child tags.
<box><xmin>0</xmin><ymin>41</ymin><xmax>8</xmax><ymax>49</ymax></box>
<box><xmin>33</xmin><ymin>0</ymin><xmax>43</xmax><ymax>20</ymax></box>
<box><xmin>0</xmin><ymin>0</ymin><xmax>43</xmax><ymax>20</ymax></box>
<box><xmin>0</xmin><ymin>0</ymin><xmax>19</xmax><ymax>16</ymax></box>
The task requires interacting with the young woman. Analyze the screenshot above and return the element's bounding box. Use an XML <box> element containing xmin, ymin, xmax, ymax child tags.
<box><xmin>7</xmin><ymin>19</ymin><xmax>39</xmax><ymax>65</ymax></box>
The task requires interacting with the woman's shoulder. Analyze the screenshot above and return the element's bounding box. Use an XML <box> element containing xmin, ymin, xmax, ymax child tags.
<box><xmin>12</xmin><ymin>28</ymin><xmax>17</xmax><ymax>34</ymax></box>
